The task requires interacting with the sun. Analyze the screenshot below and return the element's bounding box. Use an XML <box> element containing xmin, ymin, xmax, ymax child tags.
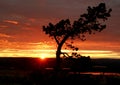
<box><xmin>39</xmin><ymin>53</ymin><xmax>48</xmax><ymax>59</ymax></box>
<box><xmin>40</xmin><ymin>56</ymin><xmax>45</xmax><ymax>59</ymax></box>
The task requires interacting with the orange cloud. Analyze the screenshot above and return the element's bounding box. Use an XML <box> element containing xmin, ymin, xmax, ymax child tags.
<box><xmin>3</xmin><ymin>20</ymin><xmax>18</xmax><ymax>25</ymax></box>
<box><xmin>0</xmin><ymin>33</ymin><xmax>12</xmax><ymax>38</ymax></box>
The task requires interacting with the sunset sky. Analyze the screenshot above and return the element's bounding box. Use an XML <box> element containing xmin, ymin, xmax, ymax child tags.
<box><xmin>0</xmin><ymin>0</ymin><xmax>120</xmax><ymax>59</ymax></box>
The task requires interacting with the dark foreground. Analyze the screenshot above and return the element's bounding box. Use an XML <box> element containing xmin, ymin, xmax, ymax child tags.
<box><xmin>0</xmin><ymin>57</ymin><xmax>120</xmax><ymax>85</ymax></box>
<box><xmin>0</xmin><ymin>69</ymin><xmax>120</xmax><ymax>85</ymax></box>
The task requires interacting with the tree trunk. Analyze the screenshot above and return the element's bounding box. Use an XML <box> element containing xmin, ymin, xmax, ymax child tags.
<box><xmin>55</xmin><ymin>34</ymin><xmax>70</xmax><ymax>72</ymax></box>
<box><xmin>55</xmin><ymin>42</ymin><xmax>63</xmax><ymax>72</ymax></box>
<box><xmin>55</xmin><ymin>49</ymin><xmax>61</xmax><ymax>71</ymax></box>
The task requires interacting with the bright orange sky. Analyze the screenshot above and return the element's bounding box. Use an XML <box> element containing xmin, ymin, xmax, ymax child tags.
<box><xmin>0</xmin><ymin>0</ymin><xmax>120</xmax><ymax>59</ymax></box>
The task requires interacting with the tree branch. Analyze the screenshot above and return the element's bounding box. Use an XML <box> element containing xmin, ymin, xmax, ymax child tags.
<box><xmin>54</xmin><ymin>35</ymin><xmax>59</xmax><ymax>45</ymax></box>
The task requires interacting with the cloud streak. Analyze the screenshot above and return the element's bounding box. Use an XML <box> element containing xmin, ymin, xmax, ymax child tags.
<box><xmin>3</xmin><ymin>20</ymin><xmax>18</xmax><ymax>25</ymax></box>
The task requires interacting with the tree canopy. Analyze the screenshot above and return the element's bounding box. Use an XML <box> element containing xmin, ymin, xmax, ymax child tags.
<box><xmin>43</xmin><ymin>3</ymin><xmax>111</xmax><ymax>43</ymax></box>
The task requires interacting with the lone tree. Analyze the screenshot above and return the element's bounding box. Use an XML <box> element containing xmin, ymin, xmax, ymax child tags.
<box><xmin>42</xmin><ymin>3</ymin><xmax>112</xmax><ymax>71</ymax></box>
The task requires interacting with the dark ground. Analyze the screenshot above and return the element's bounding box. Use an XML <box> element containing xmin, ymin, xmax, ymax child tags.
<box><xmin>0</xmin><ymin>57</ymin><xmax>120</xmax><ymax>85</ymax></box>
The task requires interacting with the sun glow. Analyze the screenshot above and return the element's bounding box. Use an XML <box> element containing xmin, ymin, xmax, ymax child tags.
<box><xmin>0</xmin><ymin>49</ymin><xmax>119</xmax><ymax>59</ymax></box>
<box><xmin>39</xmin><ymin>53</ymin><xmax>49</xmax><ymax>59</ymax></box>
<box><xmin>40</xmin><ymin>56</ymin><xmax>45</xmax><ymax>59</ymax></box>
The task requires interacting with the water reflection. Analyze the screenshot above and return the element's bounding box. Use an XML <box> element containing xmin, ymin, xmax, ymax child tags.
<box><xmin>69</xmin><ymin>71</ymin><xmax>120</xmax><ymax>76</ymax></box>
<box><xmin>45</xmin><ymin>67</ymin><xmax>120</xmax><ymax>76</ymax></box>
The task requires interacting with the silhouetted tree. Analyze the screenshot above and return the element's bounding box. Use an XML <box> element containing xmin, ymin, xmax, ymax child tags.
<box><xmin>42</xmin><ymin>3</ymin><xmax>112</xmax><ymax>71</ymax></box>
